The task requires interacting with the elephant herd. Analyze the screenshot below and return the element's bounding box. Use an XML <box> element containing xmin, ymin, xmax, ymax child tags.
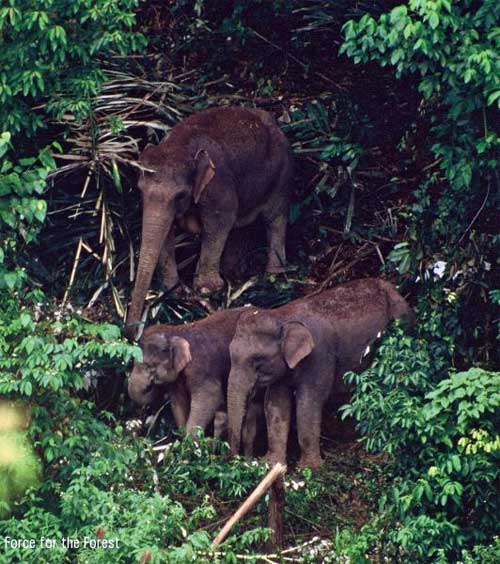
<box><xmin>126</xmin><ymin>106</ymin><xmax>415</xmax><ymax>468</ymax></box>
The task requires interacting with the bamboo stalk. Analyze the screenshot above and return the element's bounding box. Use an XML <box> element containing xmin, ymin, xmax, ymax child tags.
<box><xmin>212</xmin><ymin>463</ymin><xmax>286</xmax><ymax>547</ymax></box>
<box><xmin>62</xmin><ymin>237</ymin><xmax>83</xmax><ymax>306</ymax></box>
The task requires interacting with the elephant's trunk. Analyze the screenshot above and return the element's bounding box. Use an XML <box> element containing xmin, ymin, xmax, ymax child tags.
<box><xmin>227</xmin><ymin>370</ymin><xmax>258</xmax><ymax>456</ymax></box>
<box><xmin>126</xmin><ymin>203</ymin><xmax>173</xmax><ymax>338</ymax></box>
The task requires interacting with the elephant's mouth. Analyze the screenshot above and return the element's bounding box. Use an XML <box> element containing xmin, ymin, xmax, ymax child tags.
<box><xmin>153</xmin><ymin>372</ymin><xmax>177</xmax><ymax>385</ymax></box>
<box><xmin>257</xmin><ymin>371</ymin><xmax>276</xmax><ymax>387</ymax></box>
<box><xmin>142</xmin><ymin>382</ymin><xmax>169</xmax><ymax>414</ymax></box>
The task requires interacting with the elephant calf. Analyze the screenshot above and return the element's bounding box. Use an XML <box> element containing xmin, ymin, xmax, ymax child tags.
<box><xmin>227</xmin><ymin>278</ymin><xmax>415</xmax><ymax>468</ymax></box>
<box><xmin>126</xmin><ymin>106</ymin><xmax>293</xmax><ymax>339</ymax></box>
<box><xmin>128</xmin><ymin>307</ymin><xmax>262</xmax><ymax>453</ymax></box>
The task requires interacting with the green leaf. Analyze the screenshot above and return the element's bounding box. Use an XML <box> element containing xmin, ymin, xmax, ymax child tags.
<box><xmin>487</xmin><ymin>90</ymin><xmax>500</xmax><ymax>106</ymax></box>
<box><xmin>464</xmin><ymin>69</ymin><xmax>474</xmax><ymax>84</ymax></box>
<box><xmin>20</xmin><ymin>313</ymin><xmax>32</xmax><ymax>327</ymax></box>
<box><xmin>4</xmin><ymin>272</ymin><xmax>18</xmax><ymax>289</ymax></box>
<box><xmin>429</xmin><ymin>13</ymin><xmax>439</xmax><ymax>30</ymax></box>
<box><xmin>451</xmin><ymin>455</ymin><xmax>461</xmax><ymax>472</ymax></box>
<box><xmin>33</xmin><ymin>200</ymin><xmax>47</xmax><ymax>222</ymax></box>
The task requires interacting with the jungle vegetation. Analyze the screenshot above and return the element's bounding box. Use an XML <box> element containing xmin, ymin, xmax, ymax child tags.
<box><xmin>0</xmin><ymin>1</ymin><xmax>498</xmax><ymax>562</ymax></box>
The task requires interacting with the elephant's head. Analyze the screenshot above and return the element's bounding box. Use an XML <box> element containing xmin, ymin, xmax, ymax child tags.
<box><xmin>227</xmin><ymin>311</ymin><xmax>314</xmax><ymax>455</ymax></box>
<box><xmin>125</xmin><ymin>144</ymin><xmax>216</xmax><ymax>339</ymax></box>
<box><xmin>141</xmin><ymin>332</ymin><xmax>192</xmax><ymax>385</ymax></box>
<box><xmin>127</xmin><ymin>362</ymin><xmax>157</xmax><ymax>406</ymax></box>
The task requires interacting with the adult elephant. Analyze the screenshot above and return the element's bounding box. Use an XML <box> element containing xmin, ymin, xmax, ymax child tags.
<box><xmin>125</xmin><ymin>106</ymin><xmax>293</xmax><ymax>339</ymax></box>
<box><xmin>128</xmin><ymin>307</ymin><xmax>263</xmax><ymax>454</ymax></box>
<box><xmin>227</xmin><ymin>278</ymin><xmax>415</xmax><ymax>468</ymax></box>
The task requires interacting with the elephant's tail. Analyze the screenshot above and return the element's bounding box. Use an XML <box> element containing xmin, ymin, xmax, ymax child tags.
<box><xmin>379</xmin><ymin>279</ymin><xmax>416</xmax><ymax>333</ymax></box>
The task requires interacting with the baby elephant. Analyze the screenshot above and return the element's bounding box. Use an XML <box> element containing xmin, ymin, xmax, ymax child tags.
<box><xmin>128</xmin><ymin>307</ymin><xmax>262</xmax><ymax>452</ymax></box>
<box><xmin>227</xmin><ymin>278</ymin><xmax>415</xmax><ymax>468</ymax></box>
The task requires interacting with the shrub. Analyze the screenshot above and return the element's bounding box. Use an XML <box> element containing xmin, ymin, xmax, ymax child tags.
<box><xmin>341</xmin><ymin>324</ymin><xmax>499</xmax><ymax>561</ymax></box>
<box><xmin>0</xmin><ymin>0</ymin><xmax>145</xmax><ymax>136</ymax></box>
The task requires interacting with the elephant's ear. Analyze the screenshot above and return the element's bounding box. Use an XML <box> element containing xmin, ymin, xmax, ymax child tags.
<box><xmin>171</xmin><ymin>336</ymin><xmax>192</xmax><ymax>374</ymax></box>
<box><xmin>193</xmin><ymin>149</ymin><xmax>216</xmax><ymax>204</ymax></box>
<box><xmin>281</xmin><ymin>322</ymin><xmax>314</xmax><ymax>369</ymax></box>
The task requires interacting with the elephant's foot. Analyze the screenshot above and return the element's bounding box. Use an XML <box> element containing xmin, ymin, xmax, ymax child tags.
<box><xmin>163</xmin><ymin>276</ymin><xmax>180</xmax><ymax>291</ymax></box>
<box><xmin>298</xmin><ymin>455</ymin><xmax>324</xmax><ymax>470</ymax></box>
<box><xmin>166</xmin><ymin>281</ymin><xmax>189</xmax><ymax>297</ymax></box>
<box><xmin>193</xmin><ymin>273</ymin><xmax>225</xmax><ymax>295</ymax></box>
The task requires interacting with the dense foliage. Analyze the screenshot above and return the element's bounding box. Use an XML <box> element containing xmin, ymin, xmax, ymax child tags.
<box><xmin>0</xmin><ymin>0</ymin><xmax>145</xmax><ymax>136</ymax></box>
<box><xmin>1</xmin><ymin>0</ymin><xmax>498</xmax><ymax>562</ymax></box>
<box><xmin>342</xmin><ymin>0</ymin><xmax>499</xmax><ymax>363</ymax></box>
<box><xmin>342</xmin><ymin>326</ymin><xmax>499</xmax><ymax>561</ymax></box>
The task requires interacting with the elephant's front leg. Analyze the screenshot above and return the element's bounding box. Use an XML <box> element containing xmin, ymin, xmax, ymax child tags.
<box><xmin>194</xmin><ymin>208</ymin><xmax>236</xmax><ymax>294</ymax></box>
<box><xmin>264</xmin><ymin>383</ymin><xmax>292</xmax><ymax>465</ymax></box>
<box><xmin>159</xmin><ymin>225</ymin><xmax>179</xmax><ymax>290</ymax></box>
<box><xmin>185</xmin><ymin>380</ymin><xmax>224</xmax><ymax>436</ymax></box>
<box><xmin>170</xmin><ymin>380</ymin><xmax>189</xmax><ymax>429</ymax></box>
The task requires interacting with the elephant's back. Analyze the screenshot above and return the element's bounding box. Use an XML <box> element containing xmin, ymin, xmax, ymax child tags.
<box><xmin>167</xmin><ymin>106</ymin><xmax>275</xmax><ymax>155</ymax></box>
<box><xmin>306</xmin><ymin>279</ymin><xmax>408</xmax><ymax>371</ymax></box>
<box><xmin>292</xmin><ymin>278</ymin><xmax>388</xmax><ymax>320</ymax></box>
<box><xmin>142</xmin><ymin>306</ymin><xmax>255</xmax><ymax>344</ymax></box>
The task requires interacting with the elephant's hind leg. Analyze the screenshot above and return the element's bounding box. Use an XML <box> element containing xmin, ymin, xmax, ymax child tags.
<box><xmin>263</xmin><ymin>212</ymin><xmax>287</xmax><ymax>274</ymax></box>
<box><xmin>261</xmin><ymin>154</ymin><xmax>291</xmax><ymax>274</ymax></box>
<box><xmin>213</xmin><ymin>410</ymin><xmax>228</xmax><ymax>439</ymax></box>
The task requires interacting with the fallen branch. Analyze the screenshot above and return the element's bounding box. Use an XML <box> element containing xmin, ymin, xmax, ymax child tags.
<box><xmin>201</xmin><ymin>536</ymin><xmax>333</xmax><ymax>562</ymax></box>
<box><xmin>212</xmin><ymin>463</ymin><xmax>287</xmax><ymax>547</ymax></box>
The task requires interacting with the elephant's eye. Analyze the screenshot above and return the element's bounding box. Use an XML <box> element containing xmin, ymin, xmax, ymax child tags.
<box><xmin>186</xmin><ymin>167</ymin><xmax>197</xmax><ymax>185</ymax></box>
<box><xmin>253</xmin><ymin>358</ymin><xmax>268</xmax><ymax>372</ymax></box>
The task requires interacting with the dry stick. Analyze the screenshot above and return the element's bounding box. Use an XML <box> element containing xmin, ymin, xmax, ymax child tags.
<box><xmin>249</xmin><ymin>28</ymin><xmax>344</xmax><ymax>90</ymax></box>
<box><xmin>309</xmin><ymin>243</ymin><xmax>374</xmax><ymax>297</ymax></box>
<box><xmin>458</xmin><ymin>176</ymin><xmax>491</xmax><ymax>244</ymax></box>
<box><xmin>226</xmin><ymin>277</ymin><xmax>259</xmax><ymax>308</ymax></box>
<box><xmin>212</xmin><ymin>463</ymin><xmax>287</xmax><ymax>548</ymax></box>
<box><xmin>326</xmin><ymin>242</ymin><xmax>344</xmax><ymax>276</ymax></box>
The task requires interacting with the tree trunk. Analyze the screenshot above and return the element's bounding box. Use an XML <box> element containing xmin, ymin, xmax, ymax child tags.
<box><xmin>267</xmin><ymin>473</ymin><xmax>285</xmax><ymax>550</ymax></box>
